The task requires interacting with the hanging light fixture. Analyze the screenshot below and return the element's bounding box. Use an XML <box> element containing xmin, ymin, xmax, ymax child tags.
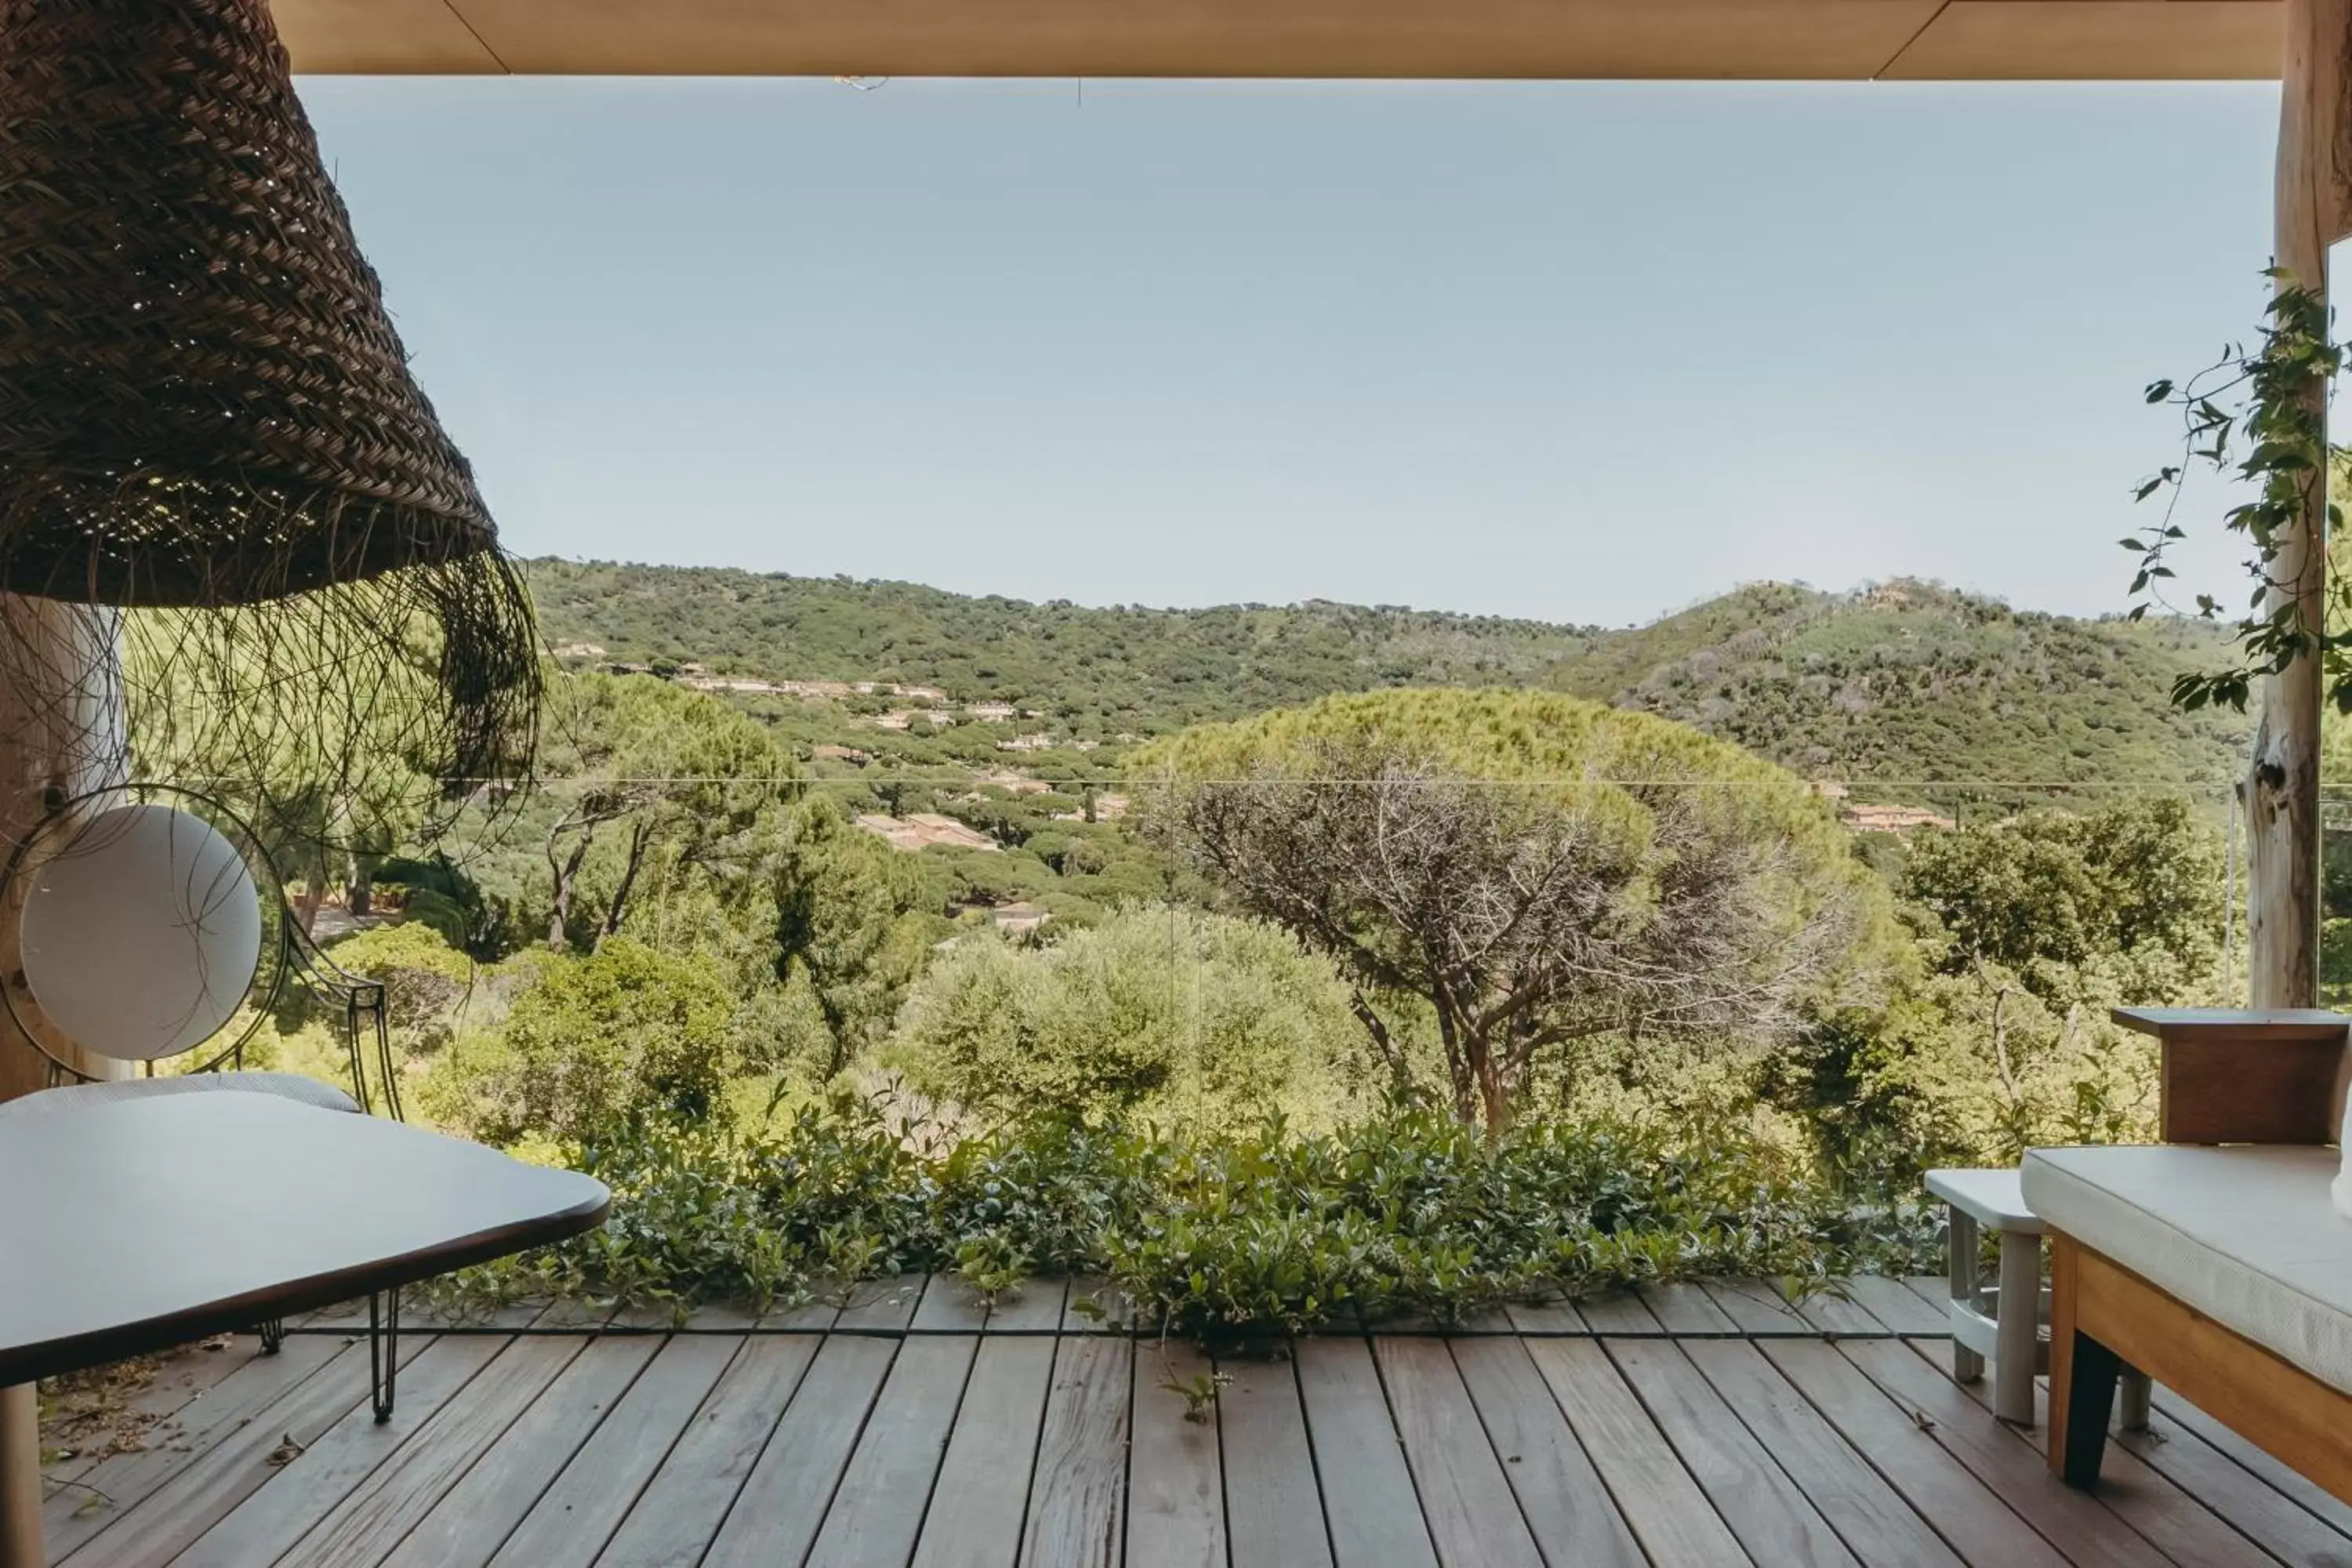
<box><xmin>0</xmin><ymin>0</ymin><xmax>539</xmax><ymax>846</ymax></box>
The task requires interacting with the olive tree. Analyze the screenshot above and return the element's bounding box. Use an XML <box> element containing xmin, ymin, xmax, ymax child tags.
<box><xmin>1142</xmin><ymin>690</ymin><xmax>1882</xmax><ymax>1132</ymax></box>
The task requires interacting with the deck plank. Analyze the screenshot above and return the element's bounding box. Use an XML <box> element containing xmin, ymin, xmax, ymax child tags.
<box><xmin>1576</xmin><ymin>1291</ymin><xmax>1664</xmax><ymax>1335</ymax></box>
<box><xmin>806</xmin><ymin>1334</ymin><xmax>981</xmax><ymax>1568</ymax></box>
<box><xmin>1125</xmin><ymin>1341</ymin><xmax>1226</xmax><ymax>1568</ymax></box>
<box><xmin>910</xmin><ymin>1274</ymin><xmax>994</xmax><ymax>1332</ymax></box>
<box><xmin>1375</xmin><ymin>1337</ymin><xmax>1544</xmax><ymax>1568</ymax></box>
<box><xmin>1790</xmin><ymin>1286</ymin><xmax>1894</xmax><ymax>1338</ymax></box>
<box><xmin>835</xmin><ymin>1276</ymin><xmax>927</xmax><ymax>1332</ymax></box>
<box><xmin>273</xmin><ymin>1335</ymin><xmax>586</xmax><ymax>1568</ymax></box>
<box><xmin>156</xmin><ymin>1334</ymin><xmax>503</xmax><ymax>1568</ymax></box>
<box><xmin>1298</xmin><ymin>1337</ymin><xmax>1439</xmax><ymax>1568</ymax></box>
<box><xmin>1758</xmin><ymin>1338</ymin><xmax>2073</xmax><ymax>1568</ymax></box>
<box><xmin>1018</xmin><ymin>1335</ymin><xmax>1131</xmax><ymax>1568</ymax></box>
<box><xmin>42</xmin><ymin>1334</ymin><xmax>263</xmax><ymax>1499</ymax></box>
<box><xmin>702</xmin><ymin>1333</ymin><xmax>898</xmax><ymax>1568</ymax></box>
<box><xmin>1503</xmin><ymin>1297</ymin><xmax>1587</xmax><ymax>1335</ymax></box>
<box><xmin>1523</xmin><ymin>1337</ymin><xmax>1752</xmax><ymax>1567</ymax></box>
<box><xmin>2151</xmin><ymin>1388</ymin><xmax>2352</xmax><ymax>1540</ymax></box>
<box><xmin>1841</xmin><ymin>1338</ymin><xmax>2259</xmax><ymax>1568</ymax></box>
<box><xmin>1450</xmin><ymin>1337</ymin><xmax>1645</xmax><ymax>1568</ymax></box>
<box><xmin>1609</xmin><ymin>1338</ymin><xmax>1865</xmax><ymax>1568</ymax></box>
<box><xmin>1929</xmin><ymin>1341</ymin><xmax>2278</xmax><ymax>1568</ymax></box>
<box><xmin>375</xmin><ymin>1336</ymin><xmax>659</xmax><ymax>1568</ymax></box>
<box><xmin>488</xmin><ymin>1334</ymin><xmax>742</xmax><ymax>1568</ymax></box>
<box><xmin>592</xmin><ymin>1334</ymin><xmax>820</xmax><ymax>1568</ymax></box>
<box><xmin>1216</xmin><ymin>1352</ymin><xmax>1334</xmax><ymax>1568</ymax></box>
<box><xmin>1642</xmin><ymin>1282</ymin><xmax>1741</xmax><ymax>1335</ymax></box>
<box><xmin>767</xmin><ymin>1279</ymin><xmax>847</xmax><ymax>1332</ymax></box>
<box><xmin>983</xmin><ymin>1276</ymin><xmax>1070</xmax><ymax>1333</ymax></box>
<box><xmin>2114</xmin><ymin>1406</ymin><xmax>2352</xmax><ymax>1565</ymax></box>
<box><xmin>76</xmin><ymin>1308</ymin><xmax>2352</xmax><ymax>1568</ymax></box>
<box><xmin>45</xmin><ymin>1333</ymin><xmax>349</xmax><ymax>1557</ymax></box>
<box><xmin>1062</xmin><ymin>1276</ymin><xmax>1134</xmax><ymax>1334</ymax></box>
<box><xmin>911</xmin><ymin>1336</ymin><xmax>1055</xmax><ymax>1568</ymax></box>
<box><xmin>1842</xmin><ymin>1277</ymin><xmax>1952</xmax><ymax>1338</ymax></box>
<box><xmin>1701</xmin><ymin>1279</ymin><xmax>1817</xmax><ymax>1336</ymax></box>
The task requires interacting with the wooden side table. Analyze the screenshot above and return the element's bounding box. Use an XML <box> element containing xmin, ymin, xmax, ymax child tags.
<box><xmin>1926</xmin><ymin>1166</ymin><xmax>2149</xmax><ymax>1428</ymax></box>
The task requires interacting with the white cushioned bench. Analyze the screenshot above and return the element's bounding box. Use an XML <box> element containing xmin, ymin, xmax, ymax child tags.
<box><xmin>2030</xmin><ymin>1008</ymin><xmax>2352</xmax><ymax>1501</ymax></box>
<box><xmin>2024</xmin><ymin>1144</ymin><xmax>2352</xmax><ymax>1395</ymax></box>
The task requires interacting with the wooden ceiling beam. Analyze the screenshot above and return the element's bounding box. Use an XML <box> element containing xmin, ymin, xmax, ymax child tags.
<box><xmin>268</xmin><ymin>0</ymin><xmax>2285</xmax><ymax>81</ymax></box>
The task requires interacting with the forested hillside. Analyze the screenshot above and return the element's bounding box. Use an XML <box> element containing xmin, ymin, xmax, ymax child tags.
<box><xmin>526</xmin><ymin>560</ymin><xmax>2251</xmax><ymax>801</ymax></box>
<box><xmin>1549</xmin><ymin>579</ymin><xmax>2252</xmax><ymax>806</ymax></box>
<box><xmin>527</xmin><ymin>558</ymin><xmax>1599</xmax><ymax>735</ymax></box>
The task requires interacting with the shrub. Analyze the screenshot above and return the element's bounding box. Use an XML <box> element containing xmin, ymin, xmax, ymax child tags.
<box><xmin>890</xmin><ymin>906</ymin><xmax>1388</xmax><ymax>1127</ymax></box>
<box><xmin>422</xmin><ymin>937</ymin><xmax>736</xmax><ymax>1145</ymax></box>
<box><xmin>324</xmin><ymin>920</ymin><xmax>477</xmax><ymax>1054</ymax></box>
<box><xmin>425</xmin><ymin>1098</ymin><xmax>1939</xmax><ymax>1342</ymax></box>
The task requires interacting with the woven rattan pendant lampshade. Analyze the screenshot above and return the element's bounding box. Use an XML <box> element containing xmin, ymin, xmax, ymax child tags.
<box><xmin>0</xmin><ymin>0</ymin><xmax>539</xmax><ymax>844</ymax></box>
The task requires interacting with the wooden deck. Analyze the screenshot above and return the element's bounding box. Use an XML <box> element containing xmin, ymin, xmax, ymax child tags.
<box><xmin>37</xmin><ymin>1275</ymin><xmax>2352</xmax><ymax>1567</ymax></box>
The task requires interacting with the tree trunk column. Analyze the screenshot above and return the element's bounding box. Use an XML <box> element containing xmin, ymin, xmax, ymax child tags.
<box><xmin>0</xmin><ymin>597</ymin><xmax>128</xmax><ymax>1100</ymax></box>
<box><xmin>0</xmin><ymin>595</ymin><xmax>127</xmax><ymax>1568</ymax></box>
<box><xmin>2252</xmin><ymin>0</ymin><xmax>2352</xmax><ymax>1011</ymax></box>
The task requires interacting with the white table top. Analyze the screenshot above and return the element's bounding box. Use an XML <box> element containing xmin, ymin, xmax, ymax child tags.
<box><xmin>0</xmin><ymin>1091</ymin><xmax>608</xmax><ymax>1385</ymax></box>
<box><xmin>1924</xmin><ymin>1167</ymin><xmax>2041</xmax><ymax>1232</ymax></box>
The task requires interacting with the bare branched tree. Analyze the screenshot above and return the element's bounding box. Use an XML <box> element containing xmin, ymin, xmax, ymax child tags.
<box><xmin>1165</xmin><ymin>740</ymin><xmax>1867</xmax><ymax>1133</ymax></box>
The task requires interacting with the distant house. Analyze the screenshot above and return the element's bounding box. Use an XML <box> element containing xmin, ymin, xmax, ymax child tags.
<box><xmin>855</xmin><ymin>813</ymin><xmax>1000</xmax><ymax>853</ymax></box>
<box><xmin>990</xmin><ymin>902</ymin><xmax>1050</xmax><ymax>935</ymax></box>
<box><xmin>978</xmin><ymin>768</ymin><xmax>1053</xmax><ymax>795</ymax></box>
<box><xmin>967</xmin><ymin>702</ymin><xmax>1018</xmax><ymax>722</ymax></box>
<box><xmin>1840</xmin><ymin>803</ymin><xmax>1955</xmax><ymax>833</ymax></box>
<box><xmin>997</xmin><ymin>733</ymin><xmax>1055</xmax><ymax>753</ymax></box>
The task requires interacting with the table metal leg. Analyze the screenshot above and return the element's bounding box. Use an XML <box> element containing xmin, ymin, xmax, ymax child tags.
<box><xmin>2118</xmin><ymin>1365</ymin><xmax>2151</xmax><ymax>1432</ymax></box>
<box><xmin>1</xmin><ymin>1382</ymin><xmax>42</xmax><ymax>1568</ymax></box>
<box><xmin>369</xmin><ymin>1288</ymin><xmax>400</xmax><ymax>1423</ymax></box>
<box><xmin>1995</xmin><ymin>1226</ymin><xmax>2041</xmax><ymax>1424</ymax></box>
<box><xmin>1947</xmin><ymin>1205</ymin><xmax>1984</xmax><ymax>1383</ymax></box>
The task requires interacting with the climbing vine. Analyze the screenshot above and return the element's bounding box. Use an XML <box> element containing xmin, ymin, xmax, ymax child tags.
<box><xmin>2122</xmin><ymin>273</ymin><xmax>2344</xmax><ymax>712</ymax></box>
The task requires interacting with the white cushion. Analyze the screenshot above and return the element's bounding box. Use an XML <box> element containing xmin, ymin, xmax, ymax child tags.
<box><xmin>0</xmin><ymin>1072</ymin><xmax>359</xmax><ymax>1122</ymax></box>
<box><xmin>2023</xmin><ymin>1144</ymin><xmax>2352</xmax><ymax>1396</ymax></box>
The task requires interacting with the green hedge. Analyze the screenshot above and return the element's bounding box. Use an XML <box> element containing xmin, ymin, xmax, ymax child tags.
<box><xmin>429</xmin><ymin>1098</ymin><xmax>1940</xmax><ymax>1344</ymax></box>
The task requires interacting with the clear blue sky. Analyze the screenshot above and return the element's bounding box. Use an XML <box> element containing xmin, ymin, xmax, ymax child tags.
<box><xmin>299</xmin><ymin>76</ymin><xmax>2284</xmax><ymax>629</ymax></box>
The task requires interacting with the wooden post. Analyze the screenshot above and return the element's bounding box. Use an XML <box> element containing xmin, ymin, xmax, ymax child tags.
<box><xmin>0</xmin><ymin>595</ymin><xmax>125</xmax><ymax>1568</ymax></box>
<box><xmin>0</xmin><ymin>597</ymin><xmax>126</xmax><ymax>1099</ymax></box>
<box><xmin>2250</xmin><ymin>0</ymin><xmax>2352</xmax><ymax>1010</ymax></box>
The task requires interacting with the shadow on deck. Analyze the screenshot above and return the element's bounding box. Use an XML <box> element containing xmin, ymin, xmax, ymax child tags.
<box><xmin>38</xmin><ymin>1275</ymin><xmax>2347</xmax><ymax>1567</ymax></box>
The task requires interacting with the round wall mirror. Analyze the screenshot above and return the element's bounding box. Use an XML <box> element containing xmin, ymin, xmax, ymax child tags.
<box><xmin>20</xmin><ymin>802</ymin><xmax>266</xmax><ymax>1061</ymax></box>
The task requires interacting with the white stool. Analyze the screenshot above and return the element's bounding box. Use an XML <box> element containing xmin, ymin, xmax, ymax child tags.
<box><xmin>1925</xmin><ymin>1167</ymin><xmax>2149</xmax><ymax>1429</ymax></box>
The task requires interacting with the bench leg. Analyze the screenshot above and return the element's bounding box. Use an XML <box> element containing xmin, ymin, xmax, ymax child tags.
<box><xmin>1994</xmin><ymin>1226</ymin><xmax>2040</xmax><ymax>1425</ymax></box>
<box><xmin>2048</xmin><ymin>1236</ymin><xmax>2117</xmax><ymax>1490</ymax></box>
<box><xmin>1947</xmin><ymin>1207</ymin><xmax>1984</xmax><ymax>1383</ymax></box>
<box><xmin>2059</xmin><ymin>1332</ymin><xmax>2121</xmax><ymax>1486</ymax></box>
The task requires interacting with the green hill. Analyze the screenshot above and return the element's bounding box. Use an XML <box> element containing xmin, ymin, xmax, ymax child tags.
<box><xmin>525</xmin><ymin>558</ymin><xmax>1601</xmax><ymax>735</ymax></box>
<box><xmin>524</xmin><ymin>560</ymin><xmax>2251</xmax><ymax>805</ymax></box>
<box><xmin>1547</xmin><ymin>579</ymin><xmax>2250</xmax><ymax>810</ymax></box>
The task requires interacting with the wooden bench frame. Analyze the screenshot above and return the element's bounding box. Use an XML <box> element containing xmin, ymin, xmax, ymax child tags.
<box><xmin>2047</xmin><ymin>1008</ymin><xmax>2352</xmax><ymax>1499</ymax></box>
